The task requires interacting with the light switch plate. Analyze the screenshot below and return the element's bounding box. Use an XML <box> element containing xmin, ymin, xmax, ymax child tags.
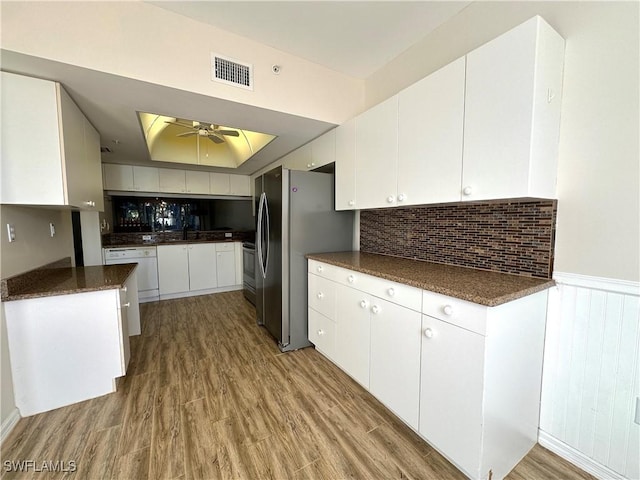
<box><xmin>6</xmin><ymin>224</ymin><xmax>15</xmax><ymax>242</ymax></box>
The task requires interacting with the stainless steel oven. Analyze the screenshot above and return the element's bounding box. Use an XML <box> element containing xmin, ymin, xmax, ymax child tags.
<box><xmin>242</xmin><ymin>242</ymin><xmax>256</xmax><ymax>305</ymax></box>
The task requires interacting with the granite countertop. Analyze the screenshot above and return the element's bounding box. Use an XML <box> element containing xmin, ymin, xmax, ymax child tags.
<box><xmin>1</xmin><ymin>262</ymin><xmax>137</xmax><ymax>302</ymax></box>
<box><xmin>306</xmin><ymin>251</ymin><xmax>555</xmax><ymax>307</ymax></box>
<box><xmin>104</xmin><ymin>239</ymin><xmax>242</xmax><ymax>248</ymax></box>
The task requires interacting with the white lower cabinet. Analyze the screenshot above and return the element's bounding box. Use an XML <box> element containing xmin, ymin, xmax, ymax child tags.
<box><xmin>420</xmin><ymin>316</ymin><xmax>485</xmax><ymax>476</ymax></box>
<box><xmin>188</xmin><ymin>244</ymin><xmax>217</xmax><ymax>291</ymax></box>
<box><xmin>215</xmin><ymin>243</ymin><xmax>236</xmax><ymax>287</ymax></box>
<box><xmin>308</xmin><ymin>260</ymin><xmax>549</xmax><ymax>480</ymax></box>
<box><xmin>158</xmin><ymin>242</ymin><xmax>241</xmax><ymax>298</ymax></box>
<box><xmin>370</xmin><ymin>298</ymin><xmax>422</xmax><ymax>429</ymax></box>
<box><xmin>334</xmin><ymin>286</ymin><xmax>371</xmax><ymax>389</ymax></box>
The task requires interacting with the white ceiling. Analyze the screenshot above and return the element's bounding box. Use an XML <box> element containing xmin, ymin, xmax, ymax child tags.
<box><xmin>1</xmin><ymin>2</ymin><xmax>470</xmax><ymax>174</ymax></box>
<box><xmin>149</xmin><ymin>1</ymin><xmax>471</xmax><ymax>78</ymax></box>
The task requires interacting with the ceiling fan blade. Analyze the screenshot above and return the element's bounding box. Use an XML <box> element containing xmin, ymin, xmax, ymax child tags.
<box><xmin>208</xmin><ymin>134</ymin><xmax>225</xmax><ymax>144</ymax></box>
<box><xmin>215</xmin><ymin>130</ymin><xmax>240</xmax><ymax>137</ymax></box>
<box><xmin>164</xmin><ymin>120</ymin><xmax>194</xmax><ymax>129</ymax></box>
<box><xmin>176</xmin><ymin>131</ymin><xmax>197</xmax><ymax>137</ymax></box>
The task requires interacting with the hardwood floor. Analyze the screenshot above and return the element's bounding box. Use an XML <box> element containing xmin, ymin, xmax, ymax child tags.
<box><xmin>2</xmin><ymin>291</ymin><xmax>595</xmax><ymax>480</ymax></box>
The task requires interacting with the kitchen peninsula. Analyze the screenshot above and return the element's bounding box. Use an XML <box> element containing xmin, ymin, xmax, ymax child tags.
<box><xmin>2</xmin><ymin>259</ymin><xmax>139</xmax><ymax>416</ymax></box>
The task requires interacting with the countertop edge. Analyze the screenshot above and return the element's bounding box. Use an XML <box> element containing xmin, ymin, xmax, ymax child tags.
<box><xmin>306</xmin><ymin>253</ymin><xmax>555</xmax><ymax>307</ymax></box>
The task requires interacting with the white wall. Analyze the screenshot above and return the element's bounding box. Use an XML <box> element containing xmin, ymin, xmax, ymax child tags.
<box><xmin>366</xmin><ymin>1</ymin><xmax>639</xmax><ymax>283</ymax></box>
<box><xmin>0</xmin><ymin>1</ymin><xmax>364</xmax><ymax>125</ymax></box>
<box><xmin>0</xmin><ymin>206</ymin><xmax>74</xmax><ymax>427</ymax></box>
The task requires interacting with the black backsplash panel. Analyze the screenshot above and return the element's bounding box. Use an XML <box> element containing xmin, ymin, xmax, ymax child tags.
<box><xmin>359</xmin><ymin>199</ymin><xmax>557</xmax><ymax>278</ymax></box>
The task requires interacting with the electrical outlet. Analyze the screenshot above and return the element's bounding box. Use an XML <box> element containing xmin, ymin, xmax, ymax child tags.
<box><xmin>142</xmin><ymin>235</ymin><xmax>152</xmax><ymax>241</ymax></box>
<box><xmin>6</xmin><ymin>224</ymin><xmax>15</xmax><ymax>242</ymax></box>
<box><xmin>49</xmin><ymin>223</ymin><xmax>56</xmax><ymax>237</ymax></box>
<box><xmin>225</xmin><ymin>232</ymin><xmax>232</xmax><ymax>238</ymax></box>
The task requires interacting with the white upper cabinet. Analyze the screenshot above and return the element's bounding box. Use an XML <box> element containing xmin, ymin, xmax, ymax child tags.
<box><xmin>1</xmin><ymin>72</ymin><xmax>103</xmax><ymax>210</ymax></box>
<box><xmin>398</xmin><ymin>57</ymin><xmax>466</xmax><ymax>206</ymax></box>
<box><xmin>158</xmin><ymin>168</ymin><xmax>186</xmax><ymax>193</ymax></box>
<box><xmin>462</xmin><ymin>16</ymin><xmax>565</xmax><ymax>201</ymax></box>
<box><xmin>282</xmin><ymin>129</ymin><xmax>337</xmax><ymax>172</ymax></box>
<box><xmin>185</xmin><ymin>170</ymin><xmax>210</xmax><ymax>194</ymax></box>
<box><xmin>335</xmin><ymin>118</ymin><xmax>357</xmax><ymax>210</ymax></box>
<box><xmin>229</xmin><ymin>174</ymin><xmax>250</xmax><ymax>196</ymax></box>
<box><xmin>103</xmin><ymin>164</ymin><xmax>134</xmax><ymax>190</ymax></box>
<box><xmin>355</xmin><ymin>95</ymin><xmax>399</xmax><ymax>209</ymax></box>
<box><xmin>282</xmin><ymin>143</ymin><xmax>311</xmax><ymax>171</ymax></box>
<box><xmin>133</xmin><ymin>166</ymin><xmax>160</xmax><ymax>192</ymax></box>
<box><xmin>210</xmin><ymin>173</ymin><xmax>231</xmax><ymax>194</ymax></box>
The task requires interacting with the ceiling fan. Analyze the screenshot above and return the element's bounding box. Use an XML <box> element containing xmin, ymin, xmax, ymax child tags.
<box><xmin>165</xmin><ymin>120</ymin><xmax>240</xmax><ymax>144</ymax></box>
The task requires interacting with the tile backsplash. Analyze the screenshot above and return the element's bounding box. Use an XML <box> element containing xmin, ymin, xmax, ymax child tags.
<box><xmin>359</xmin><ymin>199</ymin><xmax>557</xmax><ymax>278</ymax></box>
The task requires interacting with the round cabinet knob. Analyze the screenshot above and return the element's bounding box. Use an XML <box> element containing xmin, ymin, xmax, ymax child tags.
<box><xmin>347</xmin><ymin>275</ymin><xmax>355</xmax><ymax>284</ymax></box>
<box><xmin>317</xmin><ymin>292</ymin><xmax>324</xmax><ymax>299</ymax></box>
<box><xmin>121</xmin><ymin>286</ymin><xmax>128</xmax><ymax>293</ymax></box>
<box><xmin>462</xmin><ymin>186</ymin><xmax>473</xmax><ymax>196</ymax></box>
<box><xmin>85</xmin><ymin>200</ymin><xmax>95</xmax><ymax>207</ymax></box>
<box><xmin>307</xmin><ymin>164</ymin><xmax>312</xmax><ymax>168</ymax></box>
<box><xmin>424</xmin><ymin>328</ymin><xmax>434</xmax><ymax>339</ymax></box>
<box><xmin>397</xmin><ymin>194</ymin><xmax>406</xmax><ymax>202</ymax></box>
<box><xmin>387</xmin><ymin>195</ymin><xmax>395</xmax><ymax>204</ymax></box>
<box><xmin>123</xmin><ymin>302</ymin><xmax>131</xmax><ymax>308</ymax></box>
<box><xmin>371</xmin><ymin>305</ymin><xmax>380</xmax><ymax>314</ymax></box>
<box><xmin>317</xmin><ymin>329</ymin><xmax>324</xmax><ymax>336</ymax></box>
<box><xmin>317</xmin><ymin>265</ymin><xmax>323</xmax><ymax>273</ymax></box>
<box><xmin>443</xmin><ymin>305</ymin><xmax>453</xmax><ymax>316</ymax></box>
<box><xmin>360</xmin><ymin>300</ymin><xmax>369</xmax><ymax>309</ymax></box>
<box><xmin>387</xmin><ymin>287</ymin><xmax>395</xmax><ymax>297</ymax></box>
<box><xmin>348</xmin><ymin>200</ymin><xmax>355</xmax><ymax>207</ymax></box>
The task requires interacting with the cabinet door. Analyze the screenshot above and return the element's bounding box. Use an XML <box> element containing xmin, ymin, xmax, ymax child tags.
<box><xmin>83</xmin><ymin>120</ymin><xmax>104</xmax><ymax>211</ymax></box>
<box><xmin>210</xmin><ymin>173</ymin><xmax>231</xmax><ymax>194</ymax></box>
<box><xmin>369</xmin><ymin>298</ymin><xmax>422</xmax><ymax>429</ymax></box>
<box><xmin>157</xmin><ymin>245</ymin><xmax>190</xmax><ymax>295</ymax></box>
<box><xmin>398</xmin><ymin>57</ymin><xmax>465</xmax><ymax>206</ymax></box>
<box><xmin>0</xmin><ymin>72</ymin><xmax>65</xmax><ymax>205</ymax></box>
<box><xmin>103</xmin><ymin>164</ymin><xmax>134</xmax><ymax>191</ymax></box>
<box><xmin>310</xmin><ymin>129</ymin><xmax>336</xmax><ymax>170</ymax></box>
<box><xmin>308</xmin><ymin>308</ymin><xmax>336</xmax><ymax>359</ymax></box>
<box><xmin>185</xmin><ymin>170</ymin><xmax>210</xmax><ymax>194</ymax></box>
<box><xmin>216</xmin><ymin>250</ymin><xmax>236</xmax><ymax>287</ymax></box>
<box><xmin>335</xmin><ymin>118</ymin><xmax>356</xmax><ymax>210</ymax></box>
<box><xmin>282</xmin><ymin>143</ymin><xmax>311</xmax><ymax>171</ymax></box>
<box><xmin>462</xmin><ymin>17</ymin><xmax>563</xmax><ymax>201</ymax></box>
<box><xmin>133</xmin><ymin>166</ymin><xmax>159</xmax><ymax>192</ymax></box>
<box><xmin>188</xmin><ymin>244</ymin><xmax>217</xmax><ymax>291</ymax></box>
<box><xmin>158</xmin><ymin>168</ymin><xmax>186</xmax><ymax>193</ymax></box>
<box><xmin>59</xmin><ymin>87</ymin><xmax>88</xmax><ymax>209</ymax></box>
<box><xmin>355</xmin><ymin>96</ymin><xmax>398</xmax><ymax>209</ymax></box>
<box><xmin>117</xmin><ymin>289</ymin><xmax>131</xmax><ymax>374</ymax></box>
<box><xmin>229</xmin><ymin>175</ymin><xmax>250</xmax><ymax>196</ymax></box>
<box><xmin>420</xmin><ymin>315</ymin><xmax>484</xmax><ymax>477</ymax></box>
<box><xmin>335</xmin><ymin>286</ymin><xmax>371</xmax><ymax>388</ymax></box>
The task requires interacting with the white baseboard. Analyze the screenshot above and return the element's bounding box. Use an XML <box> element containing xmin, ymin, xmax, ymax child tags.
<box><xmin>0</xmin><ymin>408</ymin><xmax>20</xmax><ymax>445</ymax></box>
<box><xmin>538</xmin><ymin>430</ymin><xmax>627</xmax><ymax>480</ymax></box>
<box><xmin>159</xmin><ymin>285</ymin><xmax>242</xmax><ymax>301</ymax></box>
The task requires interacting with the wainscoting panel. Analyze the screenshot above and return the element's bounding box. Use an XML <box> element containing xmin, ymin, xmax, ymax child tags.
<box><xmin>540</xmin><ymin>273</ymin><xmax>640</xmax><ymax>479</ymax></box>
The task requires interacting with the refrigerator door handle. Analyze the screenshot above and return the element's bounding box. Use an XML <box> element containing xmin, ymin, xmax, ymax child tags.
<box><xmin>257</xmin><ymin>192</ymin><xmax>267</xmax><ymax>279</ymax></box>
<box><xmin>263</xmin><ymin>194</ymin><xmax>270</xmax><ymax>277</ymax></box>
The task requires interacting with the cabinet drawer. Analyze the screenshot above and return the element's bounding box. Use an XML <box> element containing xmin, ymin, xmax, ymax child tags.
<box><xmin>308</xmin><ymin>260</ymin><xmax>339</xmax><ymax>281</ymax></box>
<box><xmin>335</xmin><ymin>268</ymin><xmax>422</xmax><ymax>312</ymax></box>
<box><xmin>422</xmin><ymin>290</ymin><xmax>487</xmax><ymax>335</ymax></box>
<box><xmin>308</xmin><ymin>273</ymin><xmax>337</xmax><ymax>320</ymax></box>
<box><xmin>308</xmin><ymin>308</ymin><xmax>336</xmax><ymax>359</ymax></box>
<box><xmin>215</xmin><ymin>242</ymin><xmax>235</xmax><ymax>252</ymax></box>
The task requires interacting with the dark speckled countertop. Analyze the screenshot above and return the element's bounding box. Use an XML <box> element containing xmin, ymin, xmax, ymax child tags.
<box><xmin>306</xmin><ymin>252</ymin><xmax>554</xmax><ymax>307</ymax></box>
<box><xmin>1</xmin><ymin>263</ymin><xmax>137</xmax><ymax>302</ymax></box>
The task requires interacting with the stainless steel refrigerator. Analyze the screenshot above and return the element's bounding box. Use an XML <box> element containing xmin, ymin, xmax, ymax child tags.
<box><xmin>255</xmin><ymin>166</ymin><xmax>354</xmax><ymax>352</ymax></box>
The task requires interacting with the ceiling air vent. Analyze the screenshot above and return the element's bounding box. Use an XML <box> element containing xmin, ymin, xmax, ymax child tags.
<box><xmin>211</xmin><ymin>53</ymin><xmax>253</xmax><ymax>91</ymax></box>
<box><xmin>100</xmin><ymin>146</ymin><xmax>113</xmax><ymax>154</ymax></box>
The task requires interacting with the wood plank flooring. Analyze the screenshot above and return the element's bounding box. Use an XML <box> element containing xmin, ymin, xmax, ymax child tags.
<box><xmin>1</xmin><ymin>291</ymin><xmax>595</xmax><ymax>480</ymax></box>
